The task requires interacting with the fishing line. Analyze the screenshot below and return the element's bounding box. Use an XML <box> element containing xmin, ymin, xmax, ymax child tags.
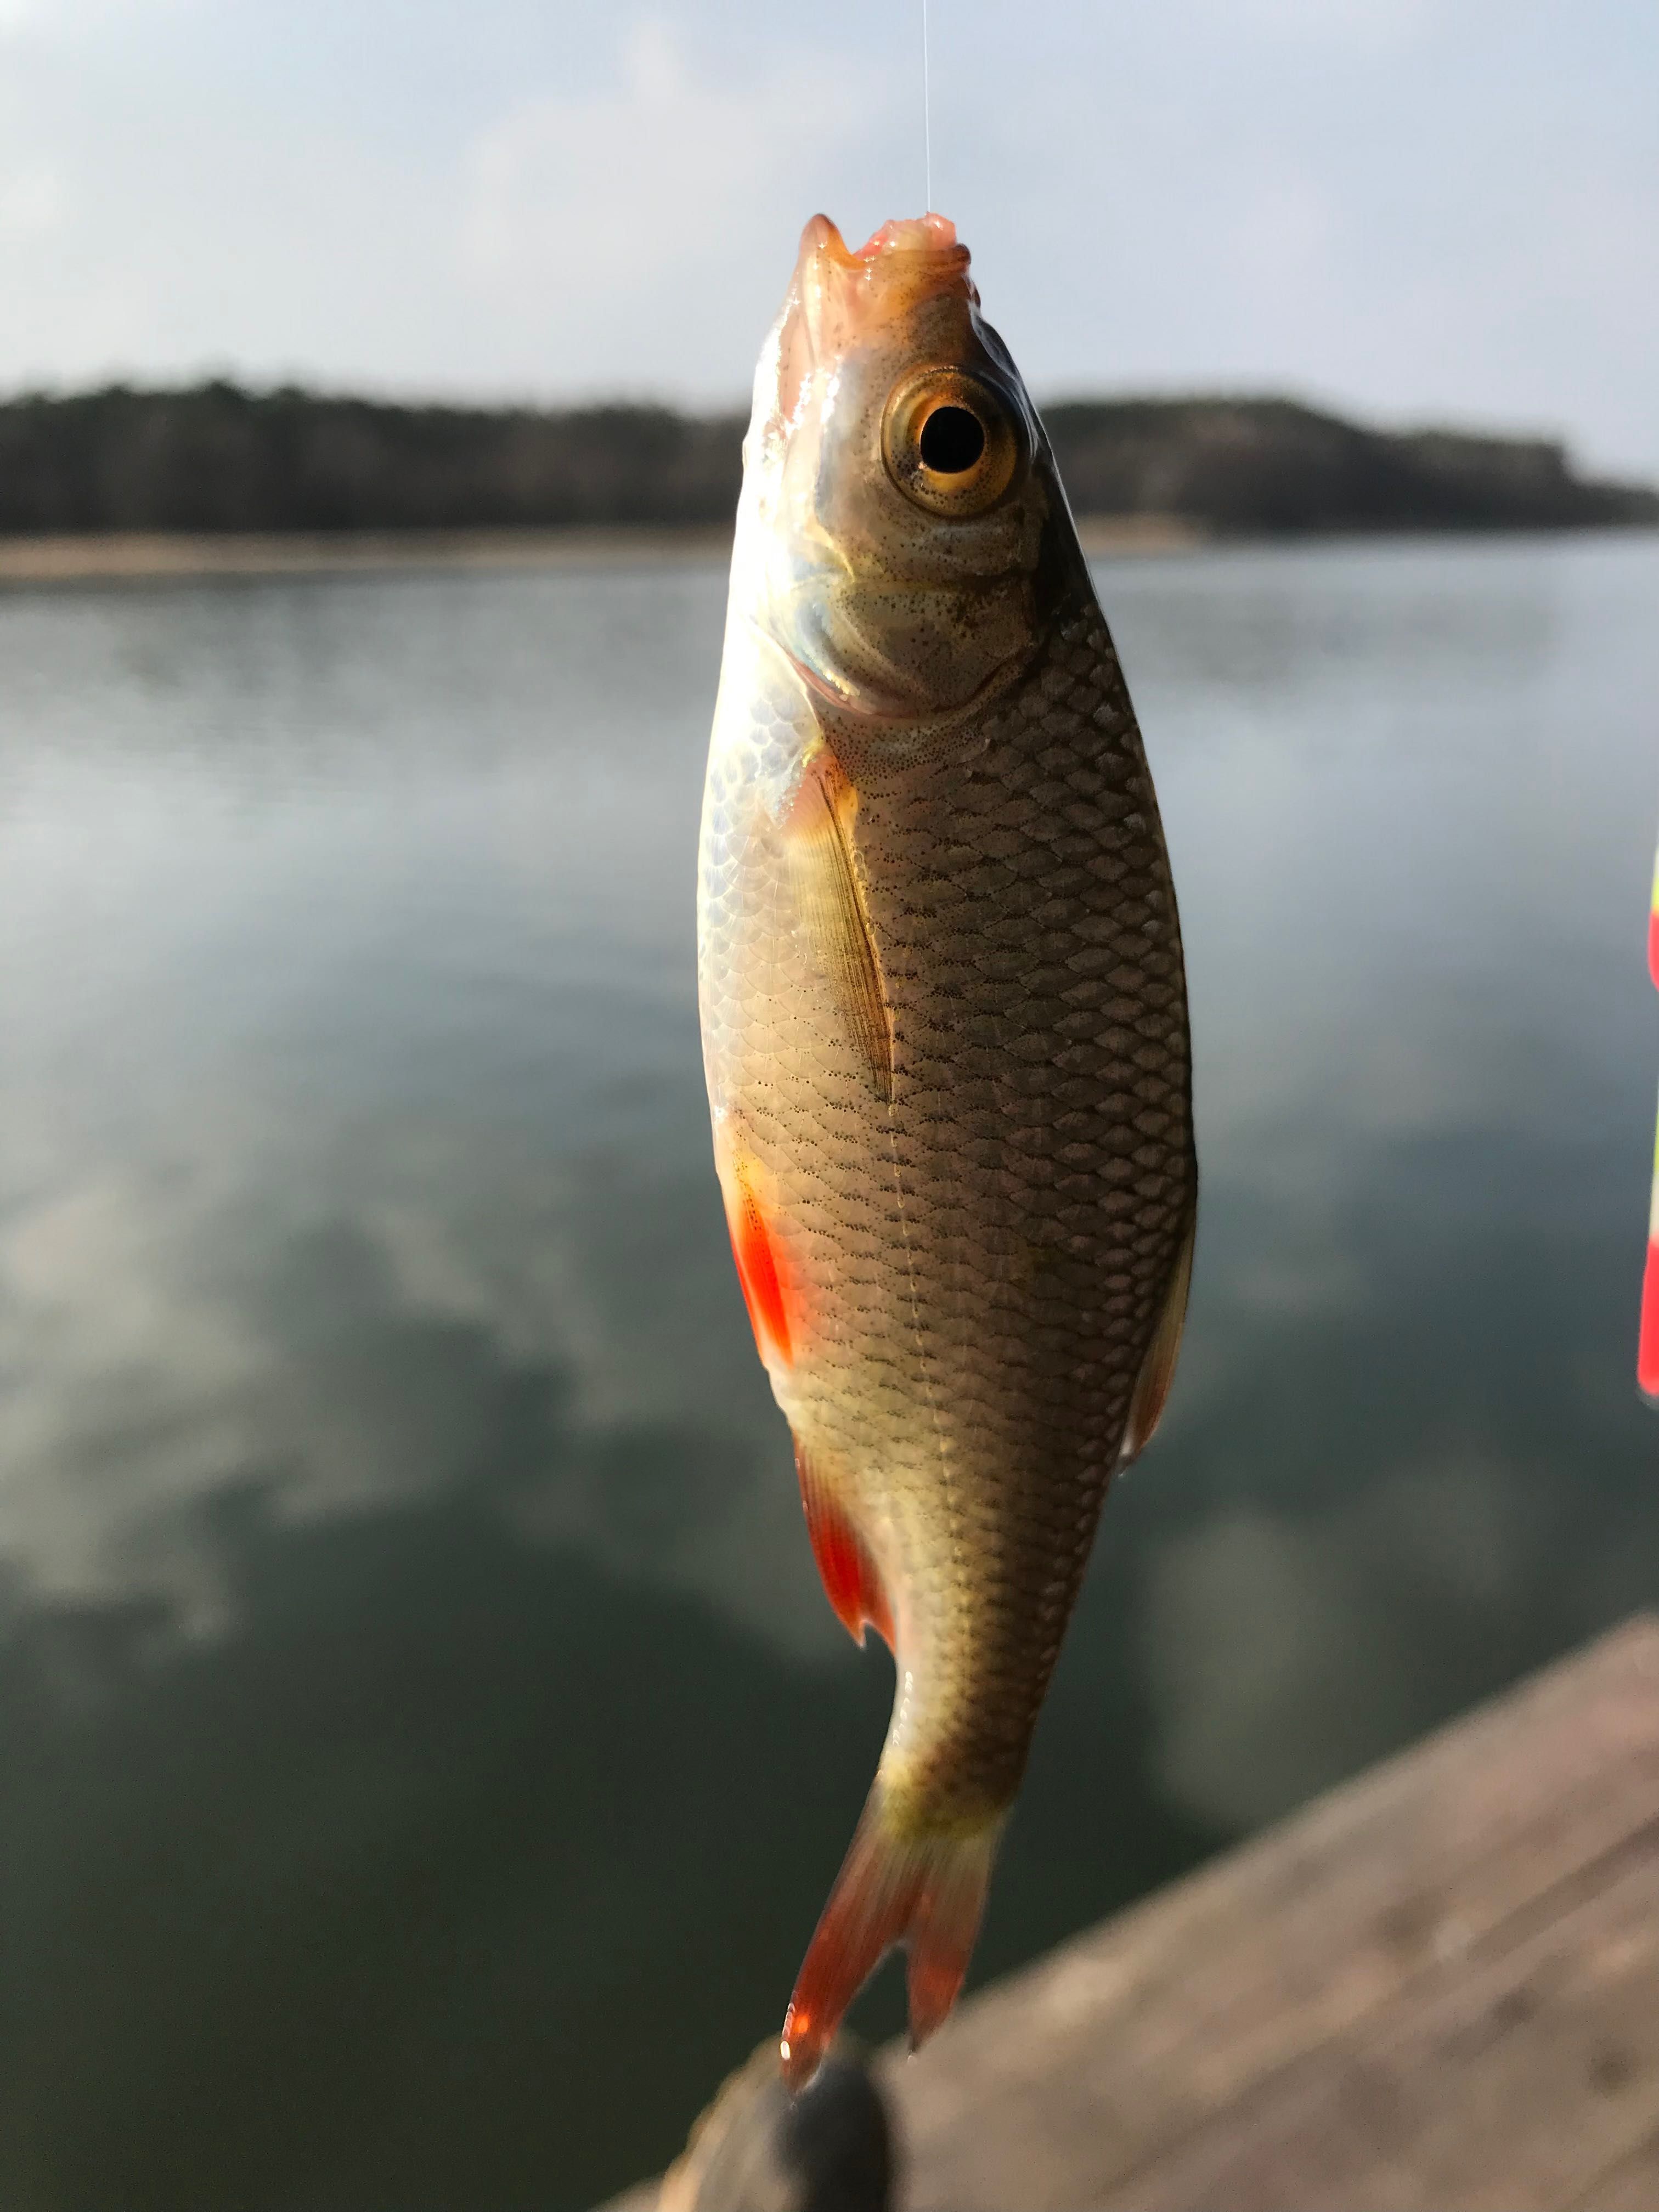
<box><xmin>922</xmin><ymin>0</ymin><xmax>934</xmax><ymax>212</ymax></box>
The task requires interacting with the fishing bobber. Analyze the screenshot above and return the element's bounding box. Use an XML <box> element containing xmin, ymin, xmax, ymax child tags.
<box><xmin>1641</xmin><ymin>1164</ymin><xmax>1659</xmax><ymax>1402</ymax></box>
<box><xmin>1641</xmin><ymin>843</ymin><xmax>1659</xmax><ymax>1402</ymax></box>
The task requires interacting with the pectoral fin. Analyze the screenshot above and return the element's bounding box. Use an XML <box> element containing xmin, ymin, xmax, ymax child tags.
<box><xmin>1120</xmin><ymin>1207</ymin><xmax>1195</xmax><ymax>1466</ymax></box>
<box><xmin>785</xmin><ymin>751</ymin><xmax>893</xmax><ymax>1101</ymax></box>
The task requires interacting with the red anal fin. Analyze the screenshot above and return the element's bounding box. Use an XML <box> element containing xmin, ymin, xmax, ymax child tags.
<box><xmin>780</xmin><ymin>1786</ymin><xmax>1001</xmax><ymax>2092</ymax></box>
<box><xmin>795</xmin><ymin>1443</ymin><xmax>892</xmax><ymax>1650</ymax></box>
<box><xmin>729</xmin><ymin>1170</ymin><xmax>794</xmax><ymax>1368</ymax></box>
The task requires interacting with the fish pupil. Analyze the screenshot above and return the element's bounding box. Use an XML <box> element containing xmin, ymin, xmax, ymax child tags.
<box><xmin>918</xmin><ymin>405</ymin><xmax>986</xmax><ymax>476</ymax></box>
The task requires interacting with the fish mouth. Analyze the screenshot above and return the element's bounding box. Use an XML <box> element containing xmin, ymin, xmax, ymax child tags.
<box><xmin>782</xmin><ymin>212</ymin><xmax>977</xmax><ymax>370</ymax></box>
<box><xmin>802</xmin><ymin>212</ymin><xmax>966</xmax><ymax>265</ymax></box>
<box><xmin>794</xmin><ymin>215</ymin><xmax>974</xmax><ymax>304</ymax></box>
<box><xmin>766</xmin><ymin>213</ymin><xmax>977</xmax><ymax>442</ymax></box>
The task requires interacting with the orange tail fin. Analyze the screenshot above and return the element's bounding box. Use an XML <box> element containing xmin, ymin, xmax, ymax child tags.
<box><xmin>779</xmin><ymin>1786</ymin><xmax>1002</xmax><ymax>2090</ymax></box>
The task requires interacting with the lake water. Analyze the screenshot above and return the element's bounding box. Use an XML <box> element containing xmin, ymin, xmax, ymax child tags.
<box><xmin>2</xmin><ymin>534</ymin><xmax>1656</xmax><ymax>2210</ymax></box>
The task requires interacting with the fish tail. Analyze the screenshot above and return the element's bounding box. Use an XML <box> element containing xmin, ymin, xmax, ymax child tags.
<box><xmin>779</xmin><ymin>1784</ymin><xmax>1002</xmax><ymax>2091</ymax></box>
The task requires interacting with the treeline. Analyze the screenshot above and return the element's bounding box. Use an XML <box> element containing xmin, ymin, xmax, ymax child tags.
<box><xmin>0</xmin><ymin>380</ymin><xmax>1652</xmax><ymax>537</ymax></box>
<box><xmin>1041</xmin><ymin>397</ymin><xmax>1657</xmax><ymax>535</ymax></box>
<box><xmin>0</xmin><ymin>385</ymin><xmax>743</xmax><ymax>534</ymax></box>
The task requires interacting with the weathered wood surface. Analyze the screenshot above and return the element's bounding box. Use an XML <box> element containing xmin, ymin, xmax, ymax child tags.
<box><xmin>605</xmin><ymin>1614</ymin><xmax>1659</xmax><ymax>2209</ymax></box>
<box><xmin>886</xmin><ymin>1612</ymin><xmax>1659</xmax><ymax>2210</ymax></box>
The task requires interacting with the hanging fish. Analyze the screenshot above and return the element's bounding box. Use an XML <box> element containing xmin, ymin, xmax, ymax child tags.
<box><xmin>1640</xmin><ymin>837</ymin><xmax>1659</xmax><ymax>1401</ymax></box>
<box><xmin>697</xmin><ymin>212</ymin><xmax>1198</xmax><ymax>2085</ymax></box>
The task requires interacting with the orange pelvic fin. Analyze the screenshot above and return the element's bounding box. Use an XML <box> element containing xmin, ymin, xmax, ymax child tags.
<box><xmin>726</xmin><ymin>1165</ymin><xmax>795</xmax><ymax>1368</ymax></box>
<box><xmin>780</xmin><ymin>1787</ymin><xmax>1001</xmax><ymax>2091</ymax></box>
<box><xmin>794</xmin><ymin>1443</ymin><xmax>893</xmax><ymax>1650</ymax></box>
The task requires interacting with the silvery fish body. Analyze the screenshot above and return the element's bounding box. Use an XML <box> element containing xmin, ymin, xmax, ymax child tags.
<box><xmin>696</xmin><ymin>213</ymin><xmax>1197</xmax><ymax>2083</ymax></box>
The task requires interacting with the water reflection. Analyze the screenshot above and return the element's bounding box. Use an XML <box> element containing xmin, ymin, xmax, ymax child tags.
<box><xmin>1</xmin><ymin>538</ymin><xmax>1656</xmax><ymax>2208</ymax></box>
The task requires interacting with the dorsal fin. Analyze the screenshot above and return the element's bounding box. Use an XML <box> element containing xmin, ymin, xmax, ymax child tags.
<box><xmin>1119</xmin><ymin>1208</ymin><xmax>1196</xmax><ymax>1466</ymax></box>
<box><xmin>793</xmin><ymin>1441</ymin><xmax>893</xmax><ymax>1650</ymax></box>
<box><xmin>784</xmin><ymin>750</ymin><xmax>893</xmax><ymax>1101</ymax></box>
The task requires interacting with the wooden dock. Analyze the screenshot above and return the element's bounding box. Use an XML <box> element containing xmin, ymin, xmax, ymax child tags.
<box><xmin>610</xmin><ymin>1613</ymin><xmax>1659</xmax><ymax>2210</ymax></box>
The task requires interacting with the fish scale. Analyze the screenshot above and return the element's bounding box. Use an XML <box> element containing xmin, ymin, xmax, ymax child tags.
<box><xmin>697</xmin><ymin>211</ymin><xmax>1197</xmax><ymax>2083</ymax></box>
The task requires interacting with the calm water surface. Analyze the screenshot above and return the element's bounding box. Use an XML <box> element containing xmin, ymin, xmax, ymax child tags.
<box><xmin>1</xmin><ymin>536</ymin><xmax>1656</xmax><ymax>2208</ymax></box>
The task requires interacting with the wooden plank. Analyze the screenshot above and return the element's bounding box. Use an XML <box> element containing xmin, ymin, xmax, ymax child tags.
<box><xmin>1567</xmin><ymin>2121</ymin><xmax>1659</xmax><ymax>2211</ymax></box>
<box><xmin>884</xmin><ymin>1615</ymin><xmax>1659</xmax><ymax>2211</ymax></box>
<box><xmin>1116</xmin><ymin>1825</ymin><xmax>1659</xmax><ymax>2209</ymax></box>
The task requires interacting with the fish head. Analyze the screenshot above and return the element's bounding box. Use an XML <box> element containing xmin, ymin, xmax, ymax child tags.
<box><xmin>742</xmin><ymin>214</ymin><xmax>1062</xmax><ymax>726</ymax></box>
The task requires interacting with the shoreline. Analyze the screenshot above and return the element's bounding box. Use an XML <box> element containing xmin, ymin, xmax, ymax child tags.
<box><xmin>0</xmin><ymin>526</ymin><xmax>736</xmax><ymax>586</ymax></box>
<box><xmin>2</xmin><ymin>513</ymin><xmax>1641</xmax><ymax>589</ymax></box>
<box><xmin>0</xmin><ymin>515</ymin><xmax>1207</xmax><ymax>587</ymax></box>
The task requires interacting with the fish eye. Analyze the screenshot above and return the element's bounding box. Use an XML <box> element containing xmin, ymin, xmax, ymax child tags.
<box><xmin>882</xmin><ymin>369</ymin><xmax>1022</xmax><ymax>516</ymax></box>
<box><xmin>919</xmin><ymin>406</ymin><xmax>985</xmax><ymax>474</ymax></box>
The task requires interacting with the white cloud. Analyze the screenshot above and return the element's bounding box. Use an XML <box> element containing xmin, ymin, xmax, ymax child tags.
<box><xmin>1224</xmin><ymin>0</ymin><xmax>1432</xmax><ymax>37</ymax></box>
<box><xmin>0</xmin><ymin>1161</ymin><xmax>270</xmax><ymax>1633</ymax></box>
<box><xmin>0</xmin><ymin>163</ymin><xmax>61</xmax><ymax>236</ymax></box>
<box><xmin>455</xmin><ymin>18</ymin><xmax>871</xmax><ymax>385</ymax></box>
<box><xmin>0</xmin><ymin>0</ymin><xmax>189</xmax><ymax>31</ymax></box>
<box><xmin>1141</xmin><ymin>1453</ymin><xmax>1552</xmax><ymax>1832</ymax></box>
<box><xmin>1222</xmin><ymin>170</ymin><xmax>1341</xmax><ymax>293</ymax></box>
<box><xmin>463</xmin><ymin>22</ymin><xmax>752</xmax><ymax>291</ymax></box>
<box><xmin>0</xmin><ymin>1077</ymin><xmax>832</xmax><ymax>1657</ymax></box>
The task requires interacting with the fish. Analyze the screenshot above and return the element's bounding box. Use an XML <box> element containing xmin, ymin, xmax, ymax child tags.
<box><xmin>696</xmin><ymin>211</ymin><xmax>1198</xmax><ymax>2086</ymax></box>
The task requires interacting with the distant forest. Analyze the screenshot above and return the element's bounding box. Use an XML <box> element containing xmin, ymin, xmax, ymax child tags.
<box><xmin>1</xmin><ymin>381</ymin><xmax>1652</xmax><ymax>538</ymax></box>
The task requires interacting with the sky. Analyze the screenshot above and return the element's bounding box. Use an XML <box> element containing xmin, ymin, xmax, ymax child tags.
<box><xmin>1</xmin><ymin>0</ymin><xmax>1656</xmax><ymax>473</ymax></box>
